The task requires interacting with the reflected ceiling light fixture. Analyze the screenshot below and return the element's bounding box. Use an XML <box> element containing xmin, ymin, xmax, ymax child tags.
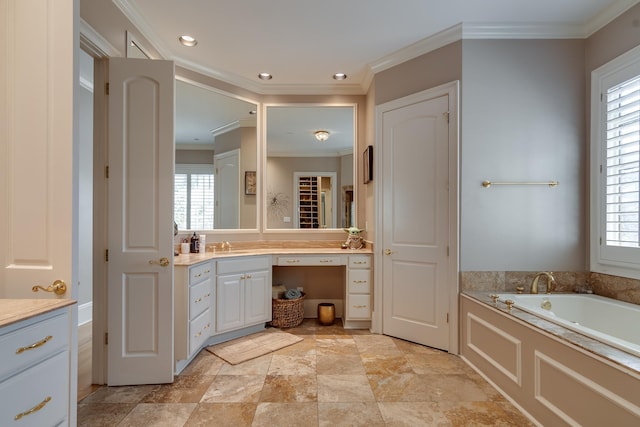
<box><xmin>333</xmin><ymin>73</ymin><xmax>347</xmax><ymax>80</ymax></box>
<box><xmin>258</xmin><ymin>72</ymin><xmax>272</xmax><ymax>80</ymax></box>
<box><xmin>178</xmin><ymin>35</ymin><xmax>197</xmax><ymax>47</ymax></box>
<box><xmin>314</xmin><ymin>130</ymin><xmax>330</xmax><ymax>142</ymax></box>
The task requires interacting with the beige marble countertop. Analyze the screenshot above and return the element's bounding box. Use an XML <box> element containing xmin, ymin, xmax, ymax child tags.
<box><xmin>0</xmin><ymin>299</ymin><xmax>76</xmax><ymax>328</ymax></box>
<box><xmin>174</xmin><ymin>247</ymin><xmax>373</xmax><ymax>266</ymax></box>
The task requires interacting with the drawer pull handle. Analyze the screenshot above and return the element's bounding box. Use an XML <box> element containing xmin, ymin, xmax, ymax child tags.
<box><xmin>245</xmin><ymin>274</ymin><xmax>252</xmax><ymax>279</ymax></box>
<box><xmin>353</xmin><ymin>305</ymin><xmax>367</xmax><ymax>309</ymax></box>
<box><xmin>353</xmin><ymin>280</ymin><xmax>368</xmax><ymax>284</ymax></box>
<box><xmin>194</xmin><ymin>297</ymin><xmax>202</xmax><ymax>303</ymax></box>
<box><xmin>320</xmin><ymin>259</ymin><xmax>333</xmax><ymax>263</ymax></box>
<box><xmin>286</xmin><ymin>259</ymin><xmax>300</xmax><ymax>263</ymax></box>
<box><xmin>354</xmin><ymin>261</ymin><xmax>367</xmax><ymax>264</ymax></box>
<box><xmin>15</xmin><ymin>396</ymin><xmax>51</xmax><ymax>420</ymax></box>
<box><xmin>16</xmin><ymin>336</ymin><xmax>52</xmax><ymax>354</ymax></box>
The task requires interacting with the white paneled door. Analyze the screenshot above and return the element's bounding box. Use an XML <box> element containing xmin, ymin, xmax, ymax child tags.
<box><xmin>214</xmin><ymin>149</ymin><xmax>240</xmax><ymax>229</ymax></box>
<box><xmin>107</xmin><ymin>58</ymin><xmax>175</xmax><ymax>385</ymax></box>
<box><xmin>379</xmin><ymin>84</ymin><xmax>458</xmax><ymax>351</ymax></box>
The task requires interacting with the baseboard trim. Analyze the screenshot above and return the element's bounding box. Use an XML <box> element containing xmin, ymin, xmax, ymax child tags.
<box><xmin>78</xmin><ymin>302</ymin><xmax>93</xmax><ymax>325</ymax></box>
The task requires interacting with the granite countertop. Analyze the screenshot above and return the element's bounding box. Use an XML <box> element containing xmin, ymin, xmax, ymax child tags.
<box><xmin>462</xmin><ymin>291</ymin><xmax>640</xmax><ymax>376</ymax></box>
<box><xmin>174</xmin><ymin>247</ymin><xmax>373</xmax><ymax>266</ymax></box>
<box><xmin>0</xmin><ymin>299</ymin><xmax>76</xmax><ymax>328</ymax></box>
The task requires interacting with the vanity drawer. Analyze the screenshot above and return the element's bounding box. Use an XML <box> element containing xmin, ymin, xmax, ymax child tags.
<box><xmin>217</xmin><ymin>256</ymin><xmax>270</xmax><ymax>274</ymax></box>
<box><xmin>189</xmin><ymin>309</ymin><xmax>212</xmax><ymax>355</ymax></box>
<box><xmin>189</xmin><ymin>279</ymin><xmax>213</xmax><ymax>320</ymax></box>
<box><xmin>348</xmin><ymin>269</ymin><xmax>371</xmax><ymax>294</ymax></box>
<box><xmin>0</xmin><ymin>312</ymin><xmax>68</xmax><ymax>381</ymax></box>
<box><xmin>0</xmin><ymin>350</ymin><xmax>69</xmax><ymax>427</ymax></box>
<box><xmin>348</xmin><ymin>255</ymin><xmax>371</xmax><ymax>269</ymax></box>
<box><xmin>346</xmin><ymin>294</ymin><xmax>371</xmax><ymax>319</ymax></box>
<box><xmin>276</xmin><ymin>255</ymin><xmax>342</xmax><ymax>266</ymax></box>
<box><xmin>190</xmin><ymin>261</ymin><xmax>213</xmax><ymax>285</ymax></box>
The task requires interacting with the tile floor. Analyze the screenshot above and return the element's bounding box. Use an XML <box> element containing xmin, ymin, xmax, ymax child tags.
<box><xmin>78</xmin><ymin>319</ymin><xmax>533</xmax><ymax>426</ymax></box>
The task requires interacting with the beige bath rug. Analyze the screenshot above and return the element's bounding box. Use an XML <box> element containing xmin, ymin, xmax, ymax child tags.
<box><xmin>206</xmin><ymin>329</ymin><xmax>303</xmax><ymax>365</ymax></box>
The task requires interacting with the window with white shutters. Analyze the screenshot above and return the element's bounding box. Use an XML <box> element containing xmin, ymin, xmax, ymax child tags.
<box><xmin>174</xmin><ymin>164</ymin><xmax>214</xmax><ymax>230</ymax></box>
<box><xmin>591</xmin><ymin>45</ymin><xmax>640</xmax><ymax>279</ymax></box>
<box><xmin>605</xmin><ymin>76</ymin><xmax>639</xmax><ymax>249</ymax></box>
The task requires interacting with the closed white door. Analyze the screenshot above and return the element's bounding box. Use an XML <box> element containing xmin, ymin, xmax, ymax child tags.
<box><xmin>379</xmin><ymin>85</ymin><xmax>457</xmax><ymax>350</ymax></box>
<box><xmin>214</xmin><ymin>149</ymin><xmax>240</xmax><ymax>229</ymax></box>
<box><xmin>216</xmin><ymin>274</ymin><xmax>244</xmax><ymax>332</ymax></box>
<box><xmin>107</xmin><ymin>58</ymin><xmax>175</xmax><ymax>385</ymax></box>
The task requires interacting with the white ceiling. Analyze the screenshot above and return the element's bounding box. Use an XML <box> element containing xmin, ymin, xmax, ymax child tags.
<box><xmin>115</xmin><ymin>0</ymin><xmax>638</xmax><ymax>95</ymax></box>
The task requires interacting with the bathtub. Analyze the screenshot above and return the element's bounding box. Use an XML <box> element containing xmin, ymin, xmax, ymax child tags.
<box><xmin>495</xmin><ymin>293</ymin><xmax>640</xmax><ymax>358</ymax></box>
<box><xmin>461</xmin><ymin>292</ymin><xmax>640</xmax><ymax>426</ymax></box>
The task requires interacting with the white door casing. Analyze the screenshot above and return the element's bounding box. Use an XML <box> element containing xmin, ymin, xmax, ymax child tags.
<box><xmin>107</xmin><ymin>58</ymin><xmax>175</xmax><ymax>385</ymax></box>
<box><xmin>376</xmin><ymin>82</ymin><xmax>459</xmax><ymax>352</ymax></box>
<box><xmin>214</xmin><ymin>149</ymin><xmax>240</xmax><ymax>229</ymax></box>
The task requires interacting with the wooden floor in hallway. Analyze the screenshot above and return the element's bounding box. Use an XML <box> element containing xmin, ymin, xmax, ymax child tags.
<box><xmin>78</xmin><ymin>319</ymin><xmax>533</xmax><ymax>426</ymax></box>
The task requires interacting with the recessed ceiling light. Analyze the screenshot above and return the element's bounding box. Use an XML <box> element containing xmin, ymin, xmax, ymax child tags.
<box><xmin>258</xmin><ymin>72</ymin><xmax>272</xmax><ymax>80</ymax></box>
<box><xmin>249</xmin><ymin>110</ymin><xmax>257</xmax><ymax>115</ymax></box>
<box><xmin>333</xmin><ymin>73</ymin><xmax>347</xmax><ymax>80</ymax></box>
<box><xmin>178</xmin><ymin>35</ymin><xmax>197</xmax><ymax>47</ymax></box>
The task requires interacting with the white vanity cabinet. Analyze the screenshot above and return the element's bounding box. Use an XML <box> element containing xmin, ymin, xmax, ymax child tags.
<box><xmin>344</xmin><ymin>254</ymin><xmax>372</xmax><ymax>328</ymax></box>
<box><xmin>216</xmin><ymin>256</ymin><xmax>271</xmax><ymax>333</ymax></box>
<box><xmin>174</xmin><ymin>260</ymin><xmax>214</xmax><ymax>368</ymax></box>
<box><xmin>0</xmin><ymin>306</ymin><xmax>72</xmax><ymax>427</ymax></box>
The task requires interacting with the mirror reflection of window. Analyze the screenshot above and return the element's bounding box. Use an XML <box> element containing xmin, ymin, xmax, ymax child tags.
<box><xmin>174</xmin><ymin>78</ymin><xmax>258</xmax><ymax>231</ymax></box>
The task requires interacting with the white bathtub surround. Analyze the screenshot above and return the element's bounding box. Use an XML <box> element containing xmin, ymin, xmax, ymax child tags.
<box><xmin>461</xmin><ymin>292</ymin><xmax>640</xmax><ymax>426</ymax></box>
<box><xmin>492</xmin><ymin>293</ymin><xmax>640</xmax><ymax>358</ymax></box>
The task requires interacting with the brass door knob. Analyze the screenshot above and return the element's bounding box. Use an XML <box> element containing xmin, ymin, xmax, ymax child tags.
<box><xmin>384</xmin><ymin>249</ymin><xmax>393</xmax><ymax>255</ymax></box>
<box><xmin>32</xmin><ymin>280</ymin><xmax>67</xmax><ymax>295</ymax></box>
<box><xmin>149</xmin><ymin>257</ymin><xmax>170</xmax><ymax>267</ymax></box>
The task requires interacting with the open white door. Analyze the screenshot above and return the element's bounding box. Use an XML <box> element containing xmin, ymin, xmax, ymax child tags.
<box><xmin>107</xmin><ymin>58</ymin><xmax>175</xmax><ymax>385</ymax></box>
<box><xmin>379</xmin><ymin>84</ymin><xmax>458</xmax><ymax>351</ymax></box>
<box><xmin>214</xmin><ymin>149</ymin><xmax>240</xmax><ymax>229</ymax></box>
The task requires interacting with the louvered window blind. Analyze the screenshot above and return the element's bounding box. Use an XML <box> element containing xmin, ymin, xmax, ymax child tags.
<box><xmin>605</xmin><ymin>75</ymin><xmax>640</xmax><ymax>248</ymax></box>
<box><xmin>174</xmin><ymin>164</ymin><xmax>215</xmax><ymax>230</ymax></box>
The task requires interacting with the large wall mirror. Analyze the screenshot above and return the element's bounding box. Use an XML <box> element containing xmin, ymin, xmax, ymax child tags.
<box><xmin>175</xmin><ymin>77</ymin><xmax>258</xmax><ymax>231</ymax></box>
<box><xmin>264</xmin><ymin>104</ymin><xmax>356</xmax><ymax>231</ymax></box>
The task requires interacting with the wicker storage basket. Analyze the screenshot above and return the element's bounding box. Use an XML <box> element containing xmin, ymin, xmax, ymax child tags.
<box><xmin>270</xmin><ymin>293</ymin><xmax>305</xmax><ymax>328</ymax></box>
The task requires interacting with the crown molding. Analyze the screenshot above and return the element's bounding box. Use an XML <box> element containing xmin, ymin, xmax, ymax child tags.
<box><xmin>175</xmin><ymin>143</ymin><xmax>215</xmax><ymax>150</ymax></box>
<box><xmin>369</xmin><ymin>24</ymin><xmax>463</xmax><ymax>75</ymax></box>
<box><xmin>461</xmin><ymin>22</ymin><xmax>586</xmax><ymax>39</ymax></box>
<box><xmin>112</xmin><ymin>0</ymin><xmax>170</xmax><ymax>59</ymax></box>
<box><xmin>583</xmin><ymin>0</ymin><xmax>640</xmax><ymax>36</ymax></box>
<box><xmin>79</xmin><ymin>18</ymin><xmax>121</xmax><ymax>58</ymax></box>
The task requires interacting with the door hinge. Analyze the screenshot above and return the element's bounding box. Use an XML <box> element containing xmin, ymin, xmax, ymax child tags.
<box><xmin>446</xmin><ymin>313</ymin><xmax>449</xmax><ymax>323</ymax></box>
<box><xmin>444</xmin><ymin>111</ymin><xmax>450</xmax><ymax>123</ymax></box>
<box><xmin>105</xmin><ymin>249</ymin><xmax>109</xmax><ymax>262</ymax></box>
<box><xmin>105</xmin><ymin>165</ymin><xmax>109</xmax><ymax>179</ymax></box>
<box><xmin>446</xmin><ymin>246</ymin><xmax>449</xmax><ymax>257</ymax></box>
<box><xmin>105</xmin><ymin>82</ymin><xmax>110</xmax><ymax>95</ymax></box>
<box><xmin>104</xmin><ymin>332</ymin><xmax>108</xmax><ymax>345</ymax></box>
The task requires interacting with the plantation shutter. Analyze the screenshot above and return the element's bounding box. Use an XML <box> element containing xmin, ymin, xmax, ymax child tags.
<box><xmin>605</xmin><ymin>75</ymin><xmax>640</xmax><ymax>248</ymax></box>
<box><xmin>174</xmin><ymin>165</ymin><xmax>214</xmax><ymax>229</ymax></box>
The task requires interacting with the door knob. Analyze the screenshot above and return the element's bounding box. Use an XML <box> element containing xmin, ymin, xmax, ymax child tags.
<box><xmin>384</xmin><ymin>249</ymin><xmax>393</xmax><ymax>255</ymax></box>
<box><xmin>149</xmin><ymin>257</ymin><xmax>170</xmax><ymax>267</ymax></box>
<box><xmin>32</xmin><ymin>280</ymin><xmax>67</xmax><ymax>295</ymax></box>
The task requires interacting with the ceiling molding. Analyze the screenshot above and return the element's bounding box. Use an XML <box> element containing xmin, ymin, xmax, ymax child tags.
<box><xmin>461</xmin><ymin>22</ymin><xmax>586</xmax><ymax>39</ymax></box>
<box><xmin>175</xmin><ymin>143</ymin><xmax>215</xmax><ymax>150</ymax></box>
<box><xmin>112</xmin><ymin>0</ymin><xmax>170</xmax><ymax>59</ymax></box>
<box><xmin>583</xmin><ymin>0</ymin><xmax>640</xmax><ymax>36</ymax></box>
<box><xmin>369</xmin><ymin>24</ymin><xmax>463</xmax><ymax>75</ymax></box>
<box><xmin>79</xmin><ymin>18</ymin><xmax>121</xmax><ymax>58</ymax></box>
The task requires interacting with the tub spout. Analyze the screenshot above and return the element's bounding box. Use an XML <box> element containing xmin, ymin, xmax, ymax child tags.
<box><xmin>530</xmin><ymin>271</ymin><xmax>556</xmax><ymax>294</ymax></box>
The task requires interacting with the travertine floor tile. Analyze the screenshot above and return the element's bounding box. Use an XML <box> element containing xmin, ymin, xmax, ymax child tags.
<box><xmin>377</xmin><ymin>401</ymin><xmax>449</xmax><ymax>426</ymax></box>
<box><xmin>200</xmin><ymin>375</ymin><xmax>265</xmax><ymax>403</ymax></box>
<box><xmin>318</xmin><ymin>402</ymin><xmax>385</xmax><ymax>427</ymax></box>
<box><xmin>117</xmin><ymin>403</ymin><xmax>196</xmax><ymax>427</ymax></box>
<box><xmin>184</xmin><ymin>403</ymin><xmax>256</xmax><ymax>427</ymax></box>
<box><xmin>77</xmin><ymin>402</ymin><xmax>136</xmax><ymax>427</ymax></box>
<box><xmin>252</xmin><ymin>402</ymin><xmax>318</xmax><ymax>427</ymax></box>
<box><xmin>78</xmin><ymin>319</ymin><xmax>534</xmax><ymax>426</ymax></box>
<box><xmin>260</xmin><ymin>374</ymin><xmax>317</xmax><ymax>402</ymax></box>
<box><xmin>317</xmin><ymin>374</ymin><xmax>376</xmax><ymax>402</ymax></box>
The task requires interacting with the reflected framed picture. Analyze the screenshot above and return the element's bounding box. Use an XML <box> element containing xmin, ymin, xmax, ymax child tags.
<box><xmin>245</xmin><ymin>171</ymin><xmax>256</xmax><ymax>195</ymax></box>
<box><xmin>363</xmin><ymin>145</ymin><xmax>373</xmax><ymax>184</ymax></box>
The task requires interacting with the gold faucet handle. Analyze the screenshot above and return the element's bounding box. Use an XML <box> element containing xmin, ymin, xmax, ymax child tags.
<box><xmin>504</xmin><ymin>299</ymin><xmax>515</xmax><ymax>310</ymax></box>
